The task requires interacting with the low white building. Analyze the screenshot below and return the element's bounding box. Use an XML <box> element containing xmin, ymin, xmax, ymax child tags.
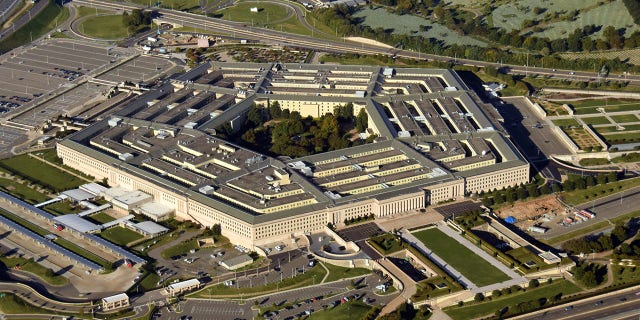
<box><xmin>101</xmin><ymin>293</ymin><xmax>129</xmax><ymax>311</ymax></box>
<box><xmin>165</xmin><ymin>279</ymin><xmax>200</xmax><ymax>296</ymax></box>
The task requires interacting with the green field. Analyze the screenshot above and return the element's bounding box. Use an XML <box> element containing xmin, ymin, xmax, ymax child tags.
<box><xmin>54</xmin><ymin>238</ymin><xmax>112</xmax><ymax>269</ymax></box>
<box><xmin>0</xmin><ymin>256</ymin><xmax>68</xmax><ymax>286</ymax></box>
<box><xmin>0</xmin><ymin>154</ymin><xmax>86</xmax><ymax>193</ymax></box>
<box><xmin>602</xmin><ymin>132</ymin><xmax>640</xmax><ymax>144</ymax></box>
<box><xmin>580</xmin><ymin>116</ymin><xmax>611</xmax><ymax>125</ymax></box>
<box><xmin>412</xmin><ymin>228</ymin><xmax>510</xmax><ymax>286</ymax></box>
<box><xmin>0</xmin><ymin>177</ymin><xmax>49</xmax><ymax>204</ymax></box>
<box><xmin>44</xmin><ymin>200</ymin><xmax>81</xmax><ymax>216</ymax></box>
<box><xmin>595</xmin><ymin>125</ymin><xmax>640</xmax><ymax>133</ymax></box>
<box><xmin>78</xmin><ymin>15</ymin><xmax>130</xmax><ymax>39</ymax></box>
<box><xmin>444</xmin><ymin>280</ymin><xmax>581</xmax><ymax>320</ymax></box>
<box><xmin>216</xmin><ymin>2</ymin><xmax>292</xmax><ymax>25</ymax></box>
<box><xmin>76</xmin><ymin>5</ymin><xmax>110</xmax><ymax>17</ymax></box>
<box><xmin>88</xmin><ymin>212</ymin><xmax>116</xmax><ymax>224</ymax></box>
<box><xmin>0</xmin><ymin>208</ymin><xmax>50</xmax><ymax>236</ymax></box>
<box><xmin>100</xmin><ymin>226</ymin><xmax>144</xmax><ymax>246</ymax></box>
<box><xmin>309</xmin><ymin>300</ymin><xmax>373</xmax><ymax>320</ymax></box>
<box><xmin>0</xmin><ymin>294</ymin><xmax>51</xmax><ymax>315</ymax></box>
<box><xmin>491</xmin><ymin>0</ymin><xmax>639</xmax><ymax>40</ymax></box>
<box><xmin>610</xmin><ymin>114</ymin><xmax>639</xmax><ymax>123</ymax></box>
<box><xmin>559</xmin><ymin>99</ymin><xmax>640</xmax><ymax>115</ymax></box>
<box><xmin>129</xmin><ymin>0</ymin><xmax>218</xmax><ymax>12</ymax></box>
<box><xmin>0</xmin><ymin>0</ymin><xmax>69</xmax><ymax>53</ymax></box>
<box><xmin>352</xmin><ymin>7</ymin><xmax>487</xmax><ymax>47</ymax></box>
<box><xmin>368</xmin><ymin>233</ymin><xmax>405</xmax><ymax>255</ymax></box>
<box><xmin>551</xmin><ymin>118</ymin><xmax>580</xmax><ymax>127</ymax></box>
<box><xmin>323</xmin><ymin>264</ymin><xmax>370</xmax><ymax>283</ymax></box>
<box><xmin>161</xmin><ymin>238</ymin><xmax>199</xmax><ymax>259</ymax></box>
<box><xmin>561</xmin><ymin>177</ymin><xmax>640</xmax><ymax>205</ymax></box>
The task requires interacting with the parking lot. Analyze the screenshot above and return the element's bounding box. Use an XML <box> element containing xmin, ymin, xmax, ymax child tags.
<box><xmin>9</xmin><ymin>82</ymin><xmax>108</xmax><ymax>128</ymax></box>
<box><xmin>335</xmin><ymin>222</ymin><xmax>385</xmax><ymax>243</ymax></box>
<box><xmin>0</xmin><ymin>125</ymin><xmax>28</xmax><ymax>156</ymax></box>
<box><xmin>500</xmin><ymin>97</ymin><xmax>572</xmax><ymax>180</ymax></box>
<box><xmin>0</xmin><ymin>39</ymin><xmax>133</xmax><ymax>115</ymax></box>
<box><xmin>95</xmin><ymin>55</ymin><xmax>177</xmax><ymax>84</ymax></box>
<box><xmin>433</xmin><ymin>200</ymin><xmax>482</xmax><ymax>220</ymax></box>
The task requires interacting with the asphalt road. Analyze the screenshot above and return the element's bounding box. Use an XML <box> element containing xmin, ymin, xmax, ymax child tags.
<box><xmin>520</xmin><ymin>287</ymin><xmax>640</xmax><ymax>320</ymax></box>
<box><xmin>72</xmin><ymin>0</ymin><xmax>640</xmax><ymax>85</ymax></box>
<box><xmin>538</xmin><ymin>185</ymin><xmax>640</xmax><ymax>241</ymax></box>
<box><xmin>0</xmin><ymin>0</ymin><xmax>47</xmax><ymax>41</ymax></box>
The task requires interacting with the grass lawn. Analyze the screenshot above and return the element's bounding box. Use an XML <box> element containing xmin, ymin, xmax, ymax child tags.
<box><xmin>0</xmin><ymin>177</ymin><xmax>49</xmax><ymax>204</ymax></box>
<box><xmin>0</xmin><ymin>154</ymin><xmax>86</xmax><ymax>192</ymax></box>
<box><xmin>0</xmin><ymin>208</ymin><xmax>50</xmax><ymax>236</ymax></box>
<box><xmin>308</xmin><ymin>300</ymin><xmax>373</xmax><ymax>320</ymax></box>
<box><xmin>322</xmin><ymin>263</ymin><xmax>370</xmax><ymax>283</ymax></box>
<box><xmin>216</xmin><ymin>2</ymin><xmax>291</xmax><ymax>25</ymax></box>
<box><xmin>561</xmin><ymin>177</ymin><xmax>640</xmax><ymax>205</ymax></box>
<box><xmin>161</xmin><ymin>238</ymin><xmax>199</xmax><ymax>259</ymax></box>
<box><xmin>88</xmin><ymin>212</ymin><xmax>116</xmax><ymax>224</ymax></box>
<box><xmin>610</xmin><ymin>114</ymin><xmax>639</xmax><ymax>123</ymax></box>
<box><xmin>0</xmin><ymin>256</ymin><xmax>68</xmax><ymax>286</ymax></box>
<box><xmin>53</xmin><ymin>238</ymin><xmax>112</xmax><ymax>269</ymax></box>
<box><xmin>129</xmin><ymin>0</ymin><xmax>215</xmax><ymax>12</ymax></box>
<box><xmin>578</xmin><ymin>158</ymin><xmax>609</xmax><ymax>166</ymax></box>
<box><xmin>551</xmin><ymin>118</ymin><xmax>580</xmax><ymax>127</ymax></box>
<box><xmin>76</xmin><ymin>5</ymin><xmax>110</xmax><ymax>17</ymax></box>
<box><xmin>78</xmin><ymin>15</ymin><xmax>130</xmax><ymax>39</ymax></box>
<box><xmin>505</xmin><ymin>247</ymin><xmax>544</xmax><ymax>268</ymax></box>
<box><xmin>100</xmin><ymin>226</ymin><xmax>144</xmax><ymax>246</ymax></box>
<box><xmin>580</xmin><ymin>116</ymin><xmax>611</xmax><ymax>125</ymax></box>
<box><xmin>412</xmin><ymin>228</ymin><xmax>510</xmax><ymax>286</ymax></box>
<box><xmin>0</xmin><ymin>294</ymin><xmax>51</xmax><ymax>315</ymax></box>
<box><xmin>192</xmin><ymin>265</ymin><xmax>327</xmax><ymax>299</ymax></box>
<box><xmin>611</xmin><ymin>264</ymin><xmax>640</xmax><ymax>287</ymax></box>
<box><xmin>445</xmin><ymin>280</ymin><xmax>581</xmax><ymax>319</ymax></box>
<box><xmin>560</xmin><ymin>99</ymin><xmax>640</xmax><ymax>115</ymax></box>
<box><xmin>138</xmin><ymin>271</ymin><xmax>161</xmax><ymax>291</ymax></box>
<box><xmin>368</xmin><ymin>233</ymin><xmax>404</xmax><ymax>255</ymax></box>
<box><xmin>43</xmin><ymin>200</ymin><xmax>81</xmax><ymax>216</ymax></box>
<box><xmin>602</xmin><ymin>132</ymin><xmax>640</xmax><ymax>144</ymax></box>
<box><xmin>0</xmin><ymin>0</ymin><xmax>69</xmax><ymax>53</ymax></box>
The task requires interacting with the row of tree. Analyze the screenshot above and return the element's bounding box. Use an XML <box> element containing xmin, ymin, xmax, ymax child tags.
<box><xmin>480</xmin><ymin>172</ymin><xmax>618</xmax><ymax>207</ymax></box>
<box><xmin>562</xmin><ymin>224</ymin><xmax>629</xmax><ymax>254</ymax></box>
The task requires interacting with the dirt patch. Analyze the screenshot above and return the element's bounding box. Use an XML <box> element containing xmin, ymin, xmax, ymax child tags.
<box><xmin>493</xmin><ymin>195</ymin><xmax>565</xmax><ymax>229</ymax></box>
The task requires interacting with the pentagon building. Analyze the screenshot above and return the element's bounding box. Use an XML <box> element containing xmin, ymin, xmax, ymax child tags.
<box><xmin>57</xmin><ymin>62</ymin><xmax>529</xmax><ymax>248</ymax></box>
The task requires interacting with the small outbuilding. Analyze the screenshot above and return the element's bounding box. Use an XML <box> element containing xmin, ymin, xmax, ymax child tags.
<box><xmin>220</xmin><ymin>254</ymin><xmax>253</xmax><ymax>270</ymax></box>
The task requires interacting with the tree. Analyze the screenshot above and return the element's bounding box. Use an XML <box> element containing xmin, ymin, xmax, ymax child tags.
<box><xmin>529</xmin><ymin>279</ymin><xmax>539</xmax><ymax>288</ymax></box>
<box><xmin>269</xmin><ymin>101</ymin><xmax>282</xmax><ymax>119</ymax></box>
<box><xmin>211</xmin><ymin>223</ymin><xmax>222</xmax><ymax>236</ymax></box>
<box><xmin>539</xmin><ymin>183</ymin><xmax>550</xmax><ymax>195</ymax></box>
<box><xmin>356</xmin><ymin>108</ymin><xmax>368</xmax><ymax>132</ymax></box>
<box><xmin>246</xmin><ymin>105</ymin><xmax>263</xmax><ymax>127</ymax></box>
<box><xmin>607</xmin><ymin>171</ymin><xmax>618</xmax><ymax>183</ymax></box>
<box><xmin>474</xmin><ymin>293</ymin><xmax>485</xmax><ymax>302</ymax></box>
